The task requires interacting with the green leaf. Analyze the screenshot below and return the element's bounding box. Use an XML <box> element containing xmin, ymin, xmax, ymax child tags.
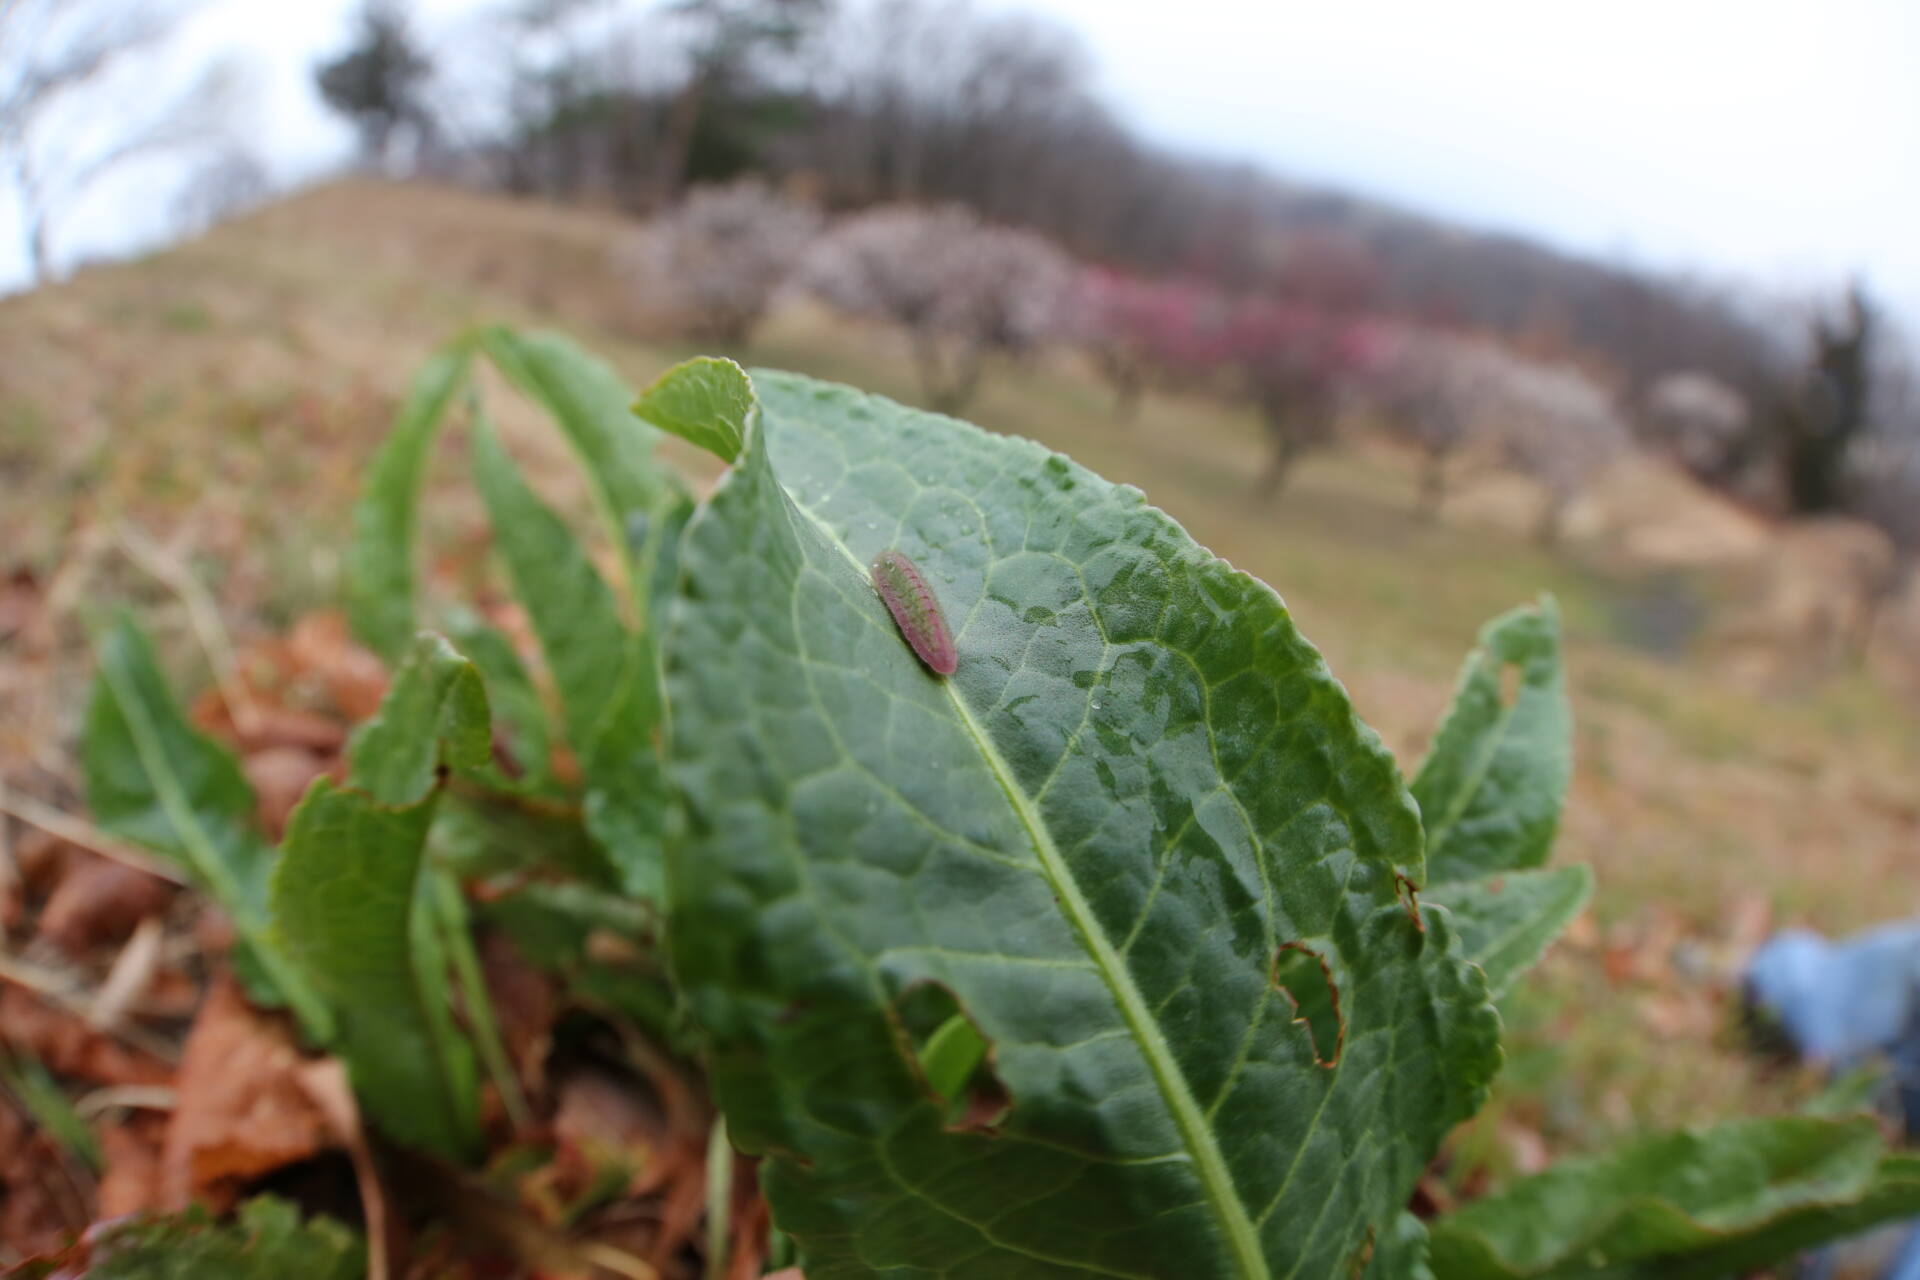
<box><xmin>83</xmin><ymin>618</ymin><xmax>329</xmax><ymax>1039</ymax></box>
<box><xmin>469</xmin><ymin>413</ymin><xmax>666</xmax><ymax>901</ymax></box>
<box><xmin>1424</xmin><ymin>866</ymin><xmax>1593</xmax><ymax>999</ymax></box>
<box><xmin>345</xmin><ymin>342</ymin><xmax>473</xmax><ymax>660</ymax></box>
<box><xmin>661</xmin><ymin>366</ymin><xmax>1502</xmax><ymax>1279</ymax></box>
<box><xmin>57</xmin><ymin>1196</ymin><xmax>363</xmax><ymax>1280</ymax></box>
<box><xmin>1414</xmin><ymin>600</ymin><xmax>1571</xmax><ymax>885</ymax></box>
<box><xmin>271</xmin><ymin>637</ymin><xmax>485</xmax><ymax>1161</ymax></box>
<box><xmin>478</xmin><ymin>326</ymin><xmax>665</xmax><ymax>579</ymax></box>
<box><xmin>1426</xmin><ymin>1116</ymin><xmax>1920</xmax><ymax>1279</ymax></box>
<box><xmin>346</xmin><ymin>632</ymin><xmax>491</xmax><ymax>805</ymax></box>
<box><xmin>1367</xmin><ymin>1212</ymin><xmax>1437</xmax><ymax>1280</ymax></box>
<box><xmin>430</xmin><ymin>789</ymin><xmax>617</xmax><ymax>888</ymax></box>
<box><xmin>444</xmin><ymin>612</ymin><xmax>555</xmax><ymax>788</ymax></box>
<box><xmin>0</xmin><ymin>1045</ymin><xmax>101</xmax><ymax>1172</ymax></box>
<box><xmin>916</xmin><ymin>1012</ymin><xmax>989</xmax><ymax>1105</ymax></box>
<box><xmin>634</xmin><ymin>356</ymin><xmax>755</xmax><ymax>463</ymax></box>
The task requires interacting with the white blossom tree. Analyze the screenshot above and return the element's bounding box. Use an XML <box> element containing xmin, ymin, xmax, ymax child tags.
<box><xmin>634</xmin><ymin>178</ymin><xmax>821</xmax><ymax>346</ymax></box>
<box><xmin>1643</xmin><ymin>370</ymin><xmax>1751</xmax><ymax>480</ymax></box>
<box><xmin>802</xmin><ymin>204</ymin><xmax>1074</xmax><ymax>412</ymax></box>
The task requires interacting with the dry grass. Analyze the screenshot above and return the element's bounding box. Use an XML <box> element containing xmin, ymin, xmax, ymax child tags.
<box><xmin>4</xmin><ymin>179</ymin><xmax>1917</xmax><ymax>1182</ymax></box>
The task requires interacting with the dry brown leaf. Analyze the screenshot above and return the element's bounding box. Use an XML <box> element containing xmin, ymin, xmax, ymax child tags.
<box><xmin>0</xmin><ymin>985</ymin><xmax>172</xmax><ymax>1087</ymax></box>
<box><xmin>96</xmin><ymin>1110</ymin><xmax>168</xmax><ymax>1218</ymax></box>
<box><xmin>286</xmin><ymin>612</ymin><xmax>388</xmax><ymax>721</ymax></box>
<box><xmin>480</xmin><ymin>931</ymin><xmax>556</xmax><ymax>1105</ymax></box>
<box><xmin>0</xmin><ymin>1103</ymin><xmax>85</xmax><ymax>1258</ymax></box>
<box><xmin>159</xmin><ymin>976</ymin><xmax>330</xmax><ymax>1211</ymax></box>
<box><xmin>36</xmin><ymin>853</ymin><xmax>176</xmax><ymax>956</ymax></box>
<box><xmin>296</xmin><ymin>1058</ymin><xmax>394</xmax><ymax>1280</ymax></box>
<box><xmin>242</xmin><ymin>746</ymin><xmax>332</xmax><ymax>841</ymax></box>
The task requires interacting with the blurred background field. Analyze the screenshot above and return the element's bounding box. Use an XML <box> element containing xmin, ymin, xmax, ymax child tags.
<box><xmin>2</xmin><ymin>0</ymin><xmax>1919</xmax><ymax>1271</ymax></box>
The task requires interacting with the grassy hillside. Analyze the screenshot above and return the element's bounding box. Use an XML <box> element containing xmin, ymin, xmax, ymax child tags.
<box><xmin>4</xmin><ymin>180</ymin><xmax>1917</xmax><ymax>1183</ymax></box>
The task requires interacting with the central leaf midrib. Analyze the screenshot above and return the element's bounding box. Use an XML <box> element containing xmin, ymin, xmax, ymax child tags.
<box><xmin>788</xmin><ymin>491</ymin><xmax>1271</xmax><ymax>1280</ymax></box>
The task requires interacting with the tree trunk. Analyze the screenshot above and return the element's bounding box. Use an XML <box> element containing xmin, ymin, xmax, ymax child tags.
<box><xmin>655</xmin><ymin>70</ymin><xmax>708</xmax><ymax>206</ymax></box>
<box><xmin>26</xmin><ymin>207</ymin><xmax>51</xmax><ymax>285</ymax></box>
<box><xmin>1255</xmin><ymin>431</ymin><xmax>1302</xmax><ymax>500</ymax></box>
<box><xmin>1418</xmin><ymin>449</ymin><xmax>1448</xmax><ymax>520</ymax></box>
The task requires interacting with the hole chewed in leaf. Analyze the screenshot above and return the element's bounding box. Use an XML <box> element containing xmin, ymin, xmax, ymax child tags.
<box><xmin>885</xmin><ymin>984</ymin><xmax>1010</xmax><ymax>1134</ymax></box>
<box><xmin>1271</xmin><ymin>944</ymin><xmax>1345</xmax><ymax>1067</ymax></box>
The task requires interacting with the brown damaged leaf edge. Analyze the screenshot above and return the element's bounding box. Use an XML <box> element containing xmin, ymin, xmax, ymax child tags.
<box><xmin>1270</xmin><ymin>943</ymin><xmax>1346</xmax><ymax>1068</ymax></box>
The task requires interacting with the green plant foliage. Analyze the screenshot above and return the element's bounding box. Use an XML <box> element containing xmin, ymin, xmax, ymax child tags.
<box><xmin>31</xmin><ymin>1196</ymin><xmax>364</xmax><ymax>1280</ymax></box>
<box><xmin>345</xmin><ymin>342</ymin><xmax>473</xmax><ymax>660</ymax></box>
<box><xmin>83</xmin><ymin>618</ymin><xmax>329</xmax><ymax>1038</ymax></box>
<box><xmin>270</xmin><ymin>634</ymin><xmax>485</xmax><ymax>1160</ymax></box>
<box><xmin>345</xmin><ymin>632</ymin><xmax>491</xmax><ymax>804</ymax></box>
<box><xmin>654</xmin><ymin>361</ymin><xmax>1503</xmax><ymax>1278</ymax></box>
<box><xmin>1424</xmin><ymin>866</ymin><xmax>1594</xmax><ymax>999</ymax></box>
<box><xmin>444</xmin><ymin>612</ymin><xmax>555</xmax><ymax>789</ymax></box>
<box><xmin>1426</xmin><ymin>1115</ymin><xmax>1920</xmax><ymax>1279</ymax></box>
<box><xmin>633</xmin><ymin>354</ymin><xmax>754</xmax><ymax>463</ymax></box>
<box><xmin>1407</xmin><ymin>600</ymin><xmax>1589</xmax><ymax>1002</ymax></box>
<box><xmin>477</xmin><ymin>326</ymin><xmax>669</xmax><ymax>577</ymax></box>
<box><xmin>468</xmin><ymin>413</ymin><xmax>667</xmax><ymax>900</ymax></box>
<box><xmin>1414</xmin><ymin>601</ymin><xmax>1571</xmax><ymax>885</ymax></box>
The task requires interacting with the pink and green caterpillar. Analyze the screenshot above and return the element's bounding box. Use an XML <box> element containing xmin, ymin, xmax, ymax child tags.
<box><xmin>870</xmin><ymin>550</ymin><xmax>958</xmax><ymax>676</ymax></box>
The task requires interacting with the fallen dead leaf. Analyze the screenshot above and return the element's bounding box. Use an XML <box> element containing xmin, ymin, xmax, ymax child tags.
<box><xmin>481</xmin><ymin>931</ymin><xmax>556</xmax><ymax>1106</ymax></box>
<box><xmin>96</xmin><ymin>1110</ymin><xmax>167</xmax><ymax>1218</ymax></box>
<box><xmin>242</xmin><ymin>746</ymin><xmax>332</xmax><ymax>840</ymax></box>
<box><xmin>0</xmin><ymin>1101</ymin><xmax>86</xmax><ymax>1258</ymax></box>
<box><xmin>286</xmin><ymin>612</ymin><xmax>387</xmax><ymax>721</ymax></box>
<box><xmin>36</xmin><ymin>853</ymin><xmax>176</xmax><ymax>956</ymax></box>
<box><xmin>159</xmin><ymin>976</ymin><xmax>330</xmax><ymax>1212</ymax></box>
<box><xmin>0</xmin><ymin>985</ymin><xmax>172</xmax><ymax>1087</ymax></box>
<box><xmin>296</xmin><ymin>1058</ymin><xmax>393</xmax><ymax>1280</ymax></box>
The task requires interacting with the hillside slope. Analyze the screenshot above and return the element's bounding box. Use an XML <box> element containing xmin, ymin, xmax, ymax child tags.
<box><xmin>3</xmin><ymin>179</ymin><xmax>1917</xmax><ymax>1171</ymax></box>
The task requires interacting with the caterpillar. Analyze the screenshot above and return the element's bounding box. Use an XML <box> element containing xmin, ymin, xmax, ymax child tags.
<box><xmin>871</xmin><ymin>550</ymin><xmax>958</xmax><ymax>676</ymax></box>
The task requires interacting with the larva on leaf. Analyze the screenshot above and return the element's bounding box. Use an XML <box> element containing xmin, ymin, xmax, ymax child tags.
<box><xmin>871</xmin><ymin>550</ymin><xmax>958</xmax><ymax>676</ymax></box>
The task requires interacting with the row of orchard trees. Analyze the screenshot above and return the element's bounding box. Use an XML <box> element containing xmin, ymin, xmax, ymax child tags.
<box><xmin>636</xmin><ymin>180</ymin><xmax>1739</xmax><ymax>536</ymax></box>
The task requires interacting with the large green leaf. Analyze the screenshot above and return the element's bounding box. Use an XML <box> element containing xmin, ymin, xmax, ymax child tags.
<box><xmin>1427</xmin><ymin>1116</ymin><xmax>1920</xmax><ymax>1279</ymax></box>
<box><xmin>1413</xmin><ymin>601</ymin><xmax>1570</xmax><ymax>886</ymax></box>
<box><xmin>658</xmin><ymin>363</ymin><xmax>1503</xmax><ymax>1278</ymax></box>
<box><xmin>477</xmin><ymin>326</ymin><xmax>666</xmax><ymax>584</ymax></box>
<box><xmin>271</xmin><ymin>635</ymin><xmax>484</xmax><ymax>1161</ymax></box>
<box><xmin>1424</xmin><ymin>866</ymin><xmax>1593</xmax><ymax>999</ymax></box>
<box><xmin>468</xmin><ymin>413</ymin><xmax>666</xmax><ymax>901</ymax></box>
<box><xmin>23</xmin><ymin>1196</ymin><xmax>363</xmax><ymax>1280</ymax></box>
<box><xmin>1367</xmin><ymin>1212</ymin><xmax>1437</xmax><ymax>1280</ymax></box>
<box><xmin>634</xmin><ymin>355</ymin><xmax>754</xmax><ymax>463</ymax></box>
<box><xmin>345</xmin><ymin>342</ymin><xmax>474</xmax><ymax>660</ymax></box>
<box><xmin>83</xmin><ymin>618</ymin><xmax>329</xmax><ymax>1039</ymax></box>
<box><xmin>345</xmin><ymin>633</ymin><xmax>492</xmax><ymax>805</ymax></box>
<box><xmin>444</xmin><ymin>612</ymin><xmax>555</xmax><ymax>789</ymax></box>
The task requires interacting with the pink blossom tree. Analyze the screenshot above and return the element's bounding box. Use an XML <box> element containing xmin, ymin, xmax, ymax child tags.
<box><xmin>1221</xmin><ymin>298</ymin><xmax>1384</xmax><ymax>497</ymax></box>
<box><xmin>1072</xmin><ymin>268</ymin><xmax>1231</xmax><ymax>420</ymax></box>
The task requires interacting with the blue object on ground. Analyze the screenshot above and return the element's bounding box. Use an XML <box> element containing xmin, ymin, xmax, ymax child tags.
<box><xmin>1745</xmin><ymin>923</ymin><xmax>1920</xmax><ymax>1279</ymax></box>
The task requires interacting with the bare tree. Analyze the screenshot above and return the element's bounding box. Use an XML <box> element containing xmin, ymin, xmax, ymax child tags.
<box><xmin>1</xmin><ymin>0</ymin><xmax>238</xmax><ymax>284</ymax></box>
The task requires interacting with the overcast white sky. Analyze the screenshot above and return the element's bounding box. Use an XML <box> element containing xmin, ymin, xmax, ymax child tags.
<box><xmin>9</xmin><ymin>0</ymin><xmax>1920</xmax><ymax>324</ymax></box>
